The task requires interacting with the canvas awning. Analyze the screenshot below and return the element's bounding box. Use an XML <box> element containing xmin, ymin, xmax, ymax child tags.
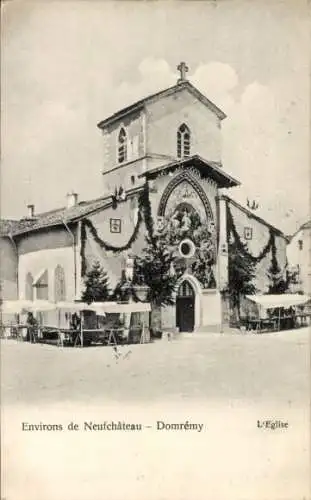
<box><xmin>54</xmin><ymin>301</ymin><xmax>151</xmax><ymax>314</ymax></box>
<box><xmin>1</xmin><ymin>300</ymin><xmax>33</xmax><ymax>314</ymax></box>
<box><xmin>55</xmin><ymin>301</ymin><xmax>102</xmax><ymax>313</ymax></box>
<box><xmin>0</xmin><ymin>300</ymin><xmax>55</xmax><ymax>314</ymax></box>
<box><xmin>26</xmin><ymin>300</ymin><xmax>56</xmax><ymax>312</ymax></box>
<box><xmin>93</xmin><ymin>302</ymin><xmax>151</xmax><ymax>314</ymax></box>
<box><xmin>245</xmin><ymin>294</ymin><xmax>310</xmax><ymax>309</ymax></box>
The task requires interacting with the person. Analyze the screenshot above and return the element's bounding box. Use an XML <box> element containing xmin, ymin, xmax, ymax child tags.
<box><xmin>26</xmin><ymin>312</ymin><xmax>38</xmax><ymax>343</ymax></box>
<box><xmin>71</xmin><ymin>312</ymin><xmax>81</xmax><ymax>330</ymax></box>
<box><xmin>288</xmin><ymin>306</ymin><xmax>295</xmax><ymax>329</ymax></box>
<box><xmin>180</xmin><ymin>209</ymin><xmax>192</xmax><ymax>232</ymax></box>
<box><xmin>170</xmin><ymin>210</ymin><xmax>180</xmax><ymax>230</ymax></box>
<box><xmin>70</xmin><ymin>313</ymin><xmax>81</xmax><ymax>345</ymax></box>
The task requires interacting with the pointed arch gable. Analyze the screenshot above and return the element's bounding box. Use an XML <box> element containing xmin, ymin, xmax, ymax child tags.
<box><xmin>157</xmin><ymin>170</ymin><xmax>214</xmax><ymax>221</ymax></box>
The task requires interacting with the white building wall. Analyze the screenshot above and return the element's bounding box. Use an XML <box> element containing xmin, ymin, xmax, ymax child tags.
<box><xmin>19</xmin><ymin>247</ymin><xmax>75</xmax><ymax>302</ymax></box>
<box><xmin>18</xmin><ymin>247</ymin><xmax>76</xmax><ymax>327</ymax></box>
<box><xmin>201</xmin><ymin>290</ymin><xmax>222</xmax><ymax>329</ymax></box>
<box><xmin>287</xmin><ymin>227</ymin><xmax>311</xmax><ymax>294</ymax></box>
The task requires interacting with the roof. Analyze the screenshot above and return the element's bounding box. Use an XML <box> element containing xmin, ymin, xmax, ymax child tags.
<box><xmin>222</xmin><ymin>195</ymin><xmax>287</xmax><ymax>239</ymax></box>
<box><xmin>0</xmin><ymin>197</ymin><xmax>109</xmax><ymax>237</ymax></box>
<box><xmin>286</xmin><ymin>219</ymin><xmax>311</xmax><ymax>241</ymax></box>
<box><xmin>0</xmin><ymin>219</ymin><xmax>22</xmax><ymax>237</ymax></box>
<box><xmin>0</xmin><ymin>186</ymin><xmax>143</xmax><ymax>237</ymax></box>
<box><xmin>138</xmin><ymin>155</ymin><xmax>240</xmax><ymax>189</ymax></box>
<box><xmin>97</xmin><ymin>80</ymin><xmax>227</xmax><ymax>129</ymax></box>
<box><xmin>301</xmin><ymin>220</ymin><xmax>311</xmax><ymax>230</ymax></box>
<box><xmin>246</xmin><ymin>294</ymin><xmax>310</xmax><ymax>309</ymax></box>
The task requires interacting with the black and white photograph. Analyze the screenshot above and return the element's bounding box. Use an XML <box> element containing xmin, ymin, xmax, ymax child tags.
<box><xmin>1</xmin><ymin>1</ymin><xmax>310</xmax><ymax>499</ymax></box>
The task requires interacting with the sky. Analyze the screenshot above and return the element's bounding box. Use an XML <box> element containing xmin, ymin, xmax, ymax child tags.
<box><xmin>1</xmin><ymin>0</ymin><xmax>310</xmax><ymax>234</ymax></box>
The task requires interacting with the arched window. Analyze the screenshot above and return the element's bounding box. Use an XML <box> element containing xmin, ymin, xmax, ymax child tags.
<box><xmin>54</xmin><ymin>265</ymin><xmax>66</xmax><ymax>302</ymax></box>
<box><xmin>177</xmin><ymin>124</ymin><xmax>191</xmax><ymax>158</ymax></box>
<box><xmin>118</xmin><ymin>127</ymin><xmax>127</xmax><ymax>164</ymax></box>
<box><xmin>25</xmin><ymin>272</ymin><xmax>34</xmax><ymax>300</ymax></box>
<box><xmin>177</xmin><ymin>280</ymin><xmax>195</xmax><ymax>298</ymax></box>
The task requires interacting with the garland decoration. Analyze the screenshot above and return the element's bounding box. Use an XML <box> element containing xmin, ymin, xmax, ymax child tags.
<box><xmin>140</xmin><ymin>181</ymin><xmax>157</xmax><ymax>247</ymax></box>
<box><xmin>80</xmin><ymin>211</ymin><xmax>143</xmax><ymax>277</ymax></box>
<box><xmin>227</xmin><ymin>204</ymin><xmax>274</xmax><ymax>263</ymax></box>
<box><xmin>268</xmin><ymin>231</ymin><xmax>282</xmax><ymax>278</ymax></box>
<box><xmin>80</xmin><ymin>182</ymin><xmax>155</xmax><ymax>277</ymax></box>
<box><xmin>80</xmin><ymin>219</ymin><xmax>87</xmax><ymax>277</ymax></box>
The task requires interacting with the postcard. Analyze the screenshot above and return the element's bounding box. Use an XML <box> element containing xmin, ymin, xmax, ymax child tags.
<box><xmin>1</xmin><ymin>1</ymin><xmax>310</xmax><ymax>499</ymax></box>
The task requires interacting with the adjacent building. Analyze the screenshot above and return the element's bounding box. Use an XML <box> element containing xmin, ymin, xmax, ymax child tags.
<box><xmin>287</xmin><ymin>220</ymin><xmax>311</xmax><ymax>295</ymax></box>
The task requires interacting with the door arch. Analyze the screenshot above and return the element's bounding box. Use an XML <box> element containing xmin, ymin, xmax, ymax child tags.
<box><xmin>176</xmin><ymin>279</ymin><xmax>195</xmax><ymax>332</ymax></box>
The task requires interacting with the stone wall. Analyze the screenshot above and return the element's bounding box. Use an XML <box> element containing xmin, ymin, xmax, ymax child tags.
<box><xmin>146</xmin><ymin>88</ymin><xmax>222</xmax><ymax>163</ymax></box>
<box><xmin>101</xmin><ymin>109</ymin><xmax>145</xmax><ymax>171</ymax></box>
<box><xmin>228</xmin><ymin>201</ymin><xmax>287</xmax><ymax>294</ymax></box>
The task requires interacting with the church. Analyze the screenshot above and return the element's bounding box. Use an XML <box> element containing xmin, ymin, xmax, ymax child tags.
<box><xmin>0</xmin><ymin>63</ymin><xmax>288</xmax><ymax>332</ymax></box>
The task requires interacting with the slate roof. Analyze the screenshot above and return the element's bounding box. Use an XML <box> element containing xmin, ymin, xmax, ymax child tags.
<box><xmin>0</xmin><ymin>219</ymin><xmax>22</xmax><ymax>237</ymax></box>
<box><xmin>97</xmin><ymin>80</ymin><xmax>227</xmax><ymax>129</ymax></box>
<box><xmin>289</xmin><ymin>219</ymin><xmax>311</xmax><ymax>240</ymax></box>
<box><xmin>0</xmin><ymin>195</ymin><xmax>112</xmax><ymax>237</ymax></box>
<box><xmin>0</xmin><ymin>185</ymin><xmax>144</xmax><ymax>237</ymax></box>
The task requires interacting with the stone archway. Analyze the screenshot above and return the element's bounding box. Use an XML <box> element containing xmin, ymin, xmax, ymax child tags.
<box><xmin>157</xmin><ymin>170</ymin><xmax>214</xmax><ymax>222</ymax></box>
<box><xmin>175</xmin><ymin>274</ymin><xmax>202</xmax><ymax>332</ymax></box>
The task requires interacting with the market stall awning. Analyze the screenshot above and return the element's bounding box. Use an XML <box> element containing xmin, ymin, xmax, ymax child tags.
<box><xmin>245</xmin><ymin>294</ymin><xmax>310</xmax><ymax>309</ymax></box>
<box><xmin>54</xmin><ymin>301</ymin><xmax>151</xmax><ymax>314</ymax></box>
<box><xmin>94</xmin><ymin>302</ymin><xmax>151</xmax><ymax>314</ymax></box>
<box><xmin>1</xmin><ymin>300</ymin><xmax>34</xmax><ymax>314</ymax></box>
<box><xmin>55</xmin><ymin>301</ymin><xmax>103</xmax><ymax>313</ymax></box>
<box><xmin>26</xmin><ymin>300</ymin><xmax>56</xmax><ymax>312</ymax></box>
<box><xmin>1</xmin><ymin>300</ymin><xmax>55</xmax><ymax>314</ymax></box>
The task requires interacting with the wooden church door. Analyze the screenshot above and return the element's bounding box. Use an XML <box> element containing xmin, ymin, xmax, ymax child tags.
<box><xmin>176</xmin><ymin>280</ymin><xmax>195</xmax><ymax>332</ymax></box>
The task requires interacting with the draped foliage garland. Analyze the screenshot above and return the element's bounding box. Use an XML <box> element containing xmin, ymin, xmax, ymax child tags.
<box><xmin>80</xmin><ymin>182</ymin><xmax>154</xmax><ymax>277</ymax></box>
<box><xmin>227</xmin><ymin>204</ymin><xmax>275</xmax><ymax>264</ymax></box>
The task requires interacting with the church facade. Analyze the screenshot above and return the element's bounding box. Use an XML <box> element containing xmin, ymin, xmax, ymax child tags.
<box><xmin>0</xmin><ymin>64</ymin><xmax>288</xmax><ymax>332</ymax></box>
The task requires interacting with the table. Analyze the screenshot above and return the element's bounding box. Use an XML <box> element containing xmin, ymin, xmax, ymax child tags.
<box><xmin>295</xmin><ymin>313</ymin><xmax>311</xmax><ymax>327</ymax></box>
<box><xmin>9</xmin><ymin>324</ymin><xmax>28</xmax><ymax>341</ymax></box>
<box><xmin>73</xmin><ymin>328</ymin><xmax>124</xmax><ymax>347</ymax></box>
<box><xmin>102</xmin><ymin>328</ymin><xmax>124</xmax><ymax>346</ymax></box>
<box><xmin>246</xmin><ymin>318</ymin><xmax>277</xmax><ymax>333</ymax></box>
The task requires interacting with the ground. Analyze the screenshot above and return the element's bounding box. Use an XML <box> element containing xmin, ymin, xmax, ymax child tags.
<box><xmin>1</xmin><ymin>328</ymin><xmax>309</xmax><ymax>405</ymax></box>
<box><xmin>1</xmin><ymin>328</ymin><xmax>310</xmax><ymax>500</ymax></box>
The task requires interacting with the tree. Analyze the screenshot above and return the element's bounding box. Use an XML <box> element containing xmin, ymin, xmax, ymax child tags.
<box><xmin>228</xmin><ymin>239</ymin><xmax>256</xmax><ymax>322</ymax></box>
<box><xmin>267</xmin><ymin>245</ymin><xmax>288</xmax><ymax>294</ymax></box>
<box><xmin>133</xmin><ymin>235</ymin><xmax>180</xmax><ymax>334</ymax></box>
<box><xmin>81</xmin><ymin>260</ymin><xmax>111</xmax><ymax>304</ymax></box>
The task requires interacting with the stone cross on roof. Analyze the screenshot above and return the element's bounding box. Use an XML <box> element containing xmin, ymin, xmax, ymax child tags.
<box><xmin>177</xmin><ymin>61</ymin><xmax>189</xmax><ymax>84</ymax></box>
